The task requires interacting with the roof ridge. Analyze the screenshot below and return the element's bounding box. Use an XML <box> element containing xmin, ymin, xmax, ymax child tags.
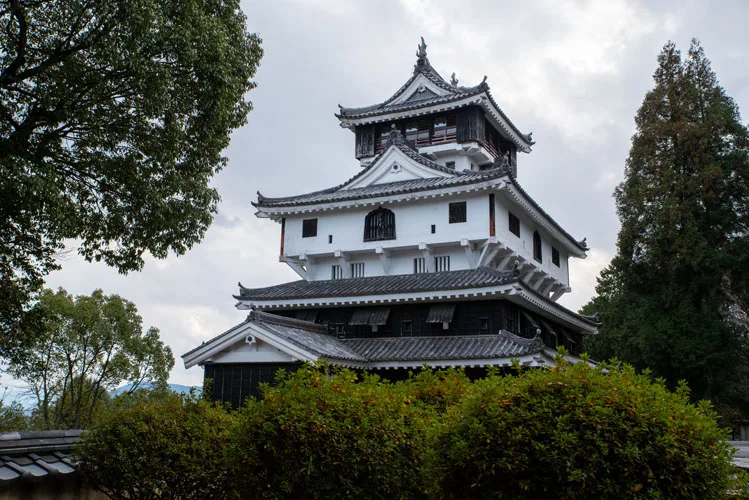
<box><xmin>249</xmin><ymin>310</ymin><xmax>328</xmax><ymax>334</ymax></box>
<box><xmin>253</xmin><ymin>128</ymin><xmax>460</xmax><ymax>207</ymax></box>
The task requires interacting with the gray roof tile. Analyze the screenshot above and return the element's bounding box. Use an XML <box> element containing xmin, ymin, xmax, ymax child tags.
<box><xmin>236</xmin><ymin>267</ymin><xmax>517</xmax><ymax>301</ymax></box>
<box><xmin>342</xmin><ymin>332</ymin><xmax>543</xmax><ymax>362</ymax></box>
<box><xmin>254</xmin><ymin>129</ymin><xmax>490</xmax><ymax>209</ymax></box>
<box><xmin>0</xmin><ymin>430</ymin><xmax>82</xmax><ymax>484</ymax></box>
<box><xmin>228</xmin><ymin>311</ymin><xmax>545</xmax><ymax>366</ymax></box>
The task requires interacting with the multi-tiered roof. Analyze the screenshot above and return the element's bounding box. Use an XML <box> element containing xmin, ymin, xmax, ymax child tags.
<box><xmin>337</xmin><ymin>38</ymin><xmax>534</xmax><ymax>158</ymax></box>
<box><xmin>184</xmin><ymin>39</ymin><xmax>598</xmax><ymax>406</ymax></box>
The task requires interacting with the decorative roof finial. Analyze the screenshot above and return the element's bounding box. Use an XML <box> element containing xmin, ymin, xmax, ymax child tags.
<box><xmin>415</xmin><ymin>37</ymin><xmax>429</xmax><ymax>70</ymax></box>
<box><xmin>450</xmin><ymin>72</ymin><xmax>458</xmax><ymax>87</ymax></box>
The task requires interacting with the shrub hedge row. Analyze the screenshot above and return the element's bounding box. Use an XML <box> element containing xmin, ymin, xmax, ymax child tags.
<box><xmin>78</xmin><ymin>359</ymin><xmax>744</xmax><ymax>499</ymax></box>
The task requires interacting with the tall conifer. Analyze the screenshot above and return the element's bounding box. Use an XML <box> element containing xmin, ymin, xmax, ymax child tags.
<box><xmin>584</xmin><ymin>40</ymin><xmax>749</xmax><ymax>416</ymax></box>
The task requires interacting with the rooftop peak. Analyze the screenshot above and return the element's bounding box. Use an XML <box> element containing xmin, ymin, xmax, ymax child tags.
<box><xmin>414</xmin><ymin>37</ymin><xmax>430</xmax><ymax>71</ymax></box>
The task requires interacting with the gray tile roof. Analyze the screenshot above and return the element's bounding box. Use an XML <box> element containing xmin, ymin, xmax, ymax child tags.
<box><xmin>236</xmin><ymin>267</ymin><xmax>518</xmax><ymax>301</ymax></box>
<box><xmin>732</xmin><ymin>441</ymin><xmax>749</xmax><ymax>470</ymax></box>
<box><xmin>254</xmin><ymin>128</ymin><xmax>493</xmax><ymax>209</ymax></box>
<box><xmin>336</xmin><ymin>39</ymin><xmax>533</xmax><ymax>147</ymax></box>
<box><xmin>252</xmin><ymin>135</ymin><xmax>586</xmax><ymax>253</ymax></box>
<box><xmin>0</xmin><ymin>430</ymin><xmax>81</xmax><ymax>484</ymax></box>
<box><xmin>341</xmin><ymin>331</ymin><xmax>543</xmax><ymax>362</ymax></box>
<box><xmin>249</xmin><ymin>311</ymin><xmax>365</xmax><ymax>363</ymax></box>
<box><xmin>337</xmin><ymin>86</ymin><xmax>485</xmax><ymax>119</ymax></box>
<box><xmin>211</xmin><ymin>311</ymin><xmax>545</xmax><ymax>366</ymax></box>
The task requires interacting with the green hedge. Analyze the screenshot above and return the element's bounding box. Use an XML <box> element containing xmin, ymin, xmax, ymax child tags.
<box><xmin>432</xmin><ymin>360</ymin><xmax>736</xmax><ymax>499</ymax></box>
<box><xmin>227</xmin><ymin>365</ymin><xmax>428</xmax><ymax>500</ymax></box>
<box><xmin>77</xmin><ymin>390</ymin><xmax>234</xmax><ymax>499</ymax></box>
<box><xmin>77</xmin><ymin>361</ymin><xmax>741</xmax><ymax>499</ymax></box>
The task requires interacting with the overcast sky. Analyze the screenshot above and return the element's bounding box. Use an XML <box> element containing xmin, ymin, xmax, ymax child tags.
<box><xmin>17</xmin><ymin>0</ymin><xmax>749</xmax><ymax>389</ymax></box>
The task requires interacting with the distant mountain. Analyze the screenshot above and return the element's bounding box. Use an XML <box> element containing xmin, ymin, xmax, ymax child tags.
<box><xmin>111</xmin><ymin>383</ymin><xmax>200</xmax><ymax>397</ymax></box>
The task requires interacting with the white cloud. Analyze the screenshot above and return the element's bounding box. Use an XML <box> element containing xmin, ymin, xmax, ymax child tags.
<box><xmin>7</xmin><ymin>0</ymin><xmax>748</xmax><ymax>393</ymax></box>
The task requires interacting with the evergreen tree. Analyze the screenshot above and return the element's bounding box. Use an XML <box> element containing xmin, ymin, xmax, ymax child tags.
<box><xmin>583</xmin><ymin>40</ymin><xmax>749</xmax><ymax>417</ymax></box>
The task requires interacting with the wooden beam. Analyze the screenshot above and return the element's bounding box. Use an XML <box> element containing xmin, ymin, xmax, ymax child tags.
<box><xmin>376</xmin><ymin>246</ymin><xmax>391</xmax><ymax>275</ymax></box>
<box><xmin>461</xmin><ymin>239</ymin><xmax>478</xmax><ymax>268</ymax></box>
<box><xmin>419</xmin><ymin>242</ymin><xmax>434</xmax><ymax>272</ymax></box>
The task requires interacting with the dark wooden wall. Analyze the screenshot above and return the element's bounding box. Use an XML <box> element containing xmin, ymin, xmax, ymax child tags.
<box><xmin>272</xmin><ymin>299</ymin><xmax>584</xmax><ymax>354</ymax></box>
<box><xmin>203</xmin><ymin>362</ymin><xmax>302</xmax><ymax>408</ymax></box>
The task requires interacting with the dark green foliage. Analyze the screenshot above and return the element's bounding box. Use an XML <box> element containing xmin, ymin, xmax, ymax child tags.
<box><xmin>75</xmin><ymin>363</ymin><xmax>741</xmax><ymax>499</ymax></box>
<box><xmin>431</xmin><ymin>360</ymin><xmax>736</xmax><ymax>499</ymax></box>
<box><xmin>77</xmin><ymin>389</ymin><xmax>234</xmax><ymax>500</ymax></box>
<box><xmin>583</xmin><ymin>40</ymin><xmax>749</xmax><ymax>416</ymax></box>
<box><xmin>227</xmin><ymin>364</ymin><xmax>428</xmax><ymax>500</ymax></box>
<box><xmin>0</xmin><ymin>397</ymin><xmax>27</xmax><ymax>431</ymax></box>
<box><xmin>6</xmin><ymin>288</ymin><xmax>174</xmax><ymax>429</ymax></box>
<box><xmin>0</xmin><ymin>0</ymin><xmax>262</xmax><ymax>352</ymax></box>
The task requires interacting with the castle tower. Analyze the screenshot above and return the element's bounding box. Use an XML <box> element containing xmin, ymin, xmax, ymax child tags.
<box><xmin>183</xmin><ymin>40</ymin><xmax>598</xmax><ymax>407</ymax></box>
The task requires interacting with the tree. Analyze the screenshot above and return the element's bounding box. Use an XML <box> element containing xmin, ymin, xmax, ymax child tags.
<box><xmin>77</xmin><ymin>389</ymin><xmax>234</xmax><ymax>500</ymax></box>
<box><xmin>583</xmin><ymin>40</ymin><xmax>749</xmax><ymax>417</ymax></box>
<box><xmin>0</xmin><ymin>0</ymin><xmax>263</xmax><ymax>352</ymax></box>
<box><xmin>5</xmin><ymin>288</ymin><xmax>174</xmax><ymax>429</ymax></box>
<box><xmin>0</xmin><ymin>396</ymin><xmax>27</xmax><ymax>431</ymax></box>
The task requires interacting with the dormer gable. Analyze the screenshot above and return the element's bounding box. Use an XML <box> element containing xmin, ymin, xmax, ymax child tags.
<box><xmin>343</xmin><ymin>127</ymin><xmax>454</xmax><ymax>189</ymax></box>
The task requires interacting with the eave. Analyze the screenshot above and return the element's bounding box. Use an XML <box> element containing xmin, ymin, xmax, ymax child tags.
<box><xmin>234</xmin><ymin>280</ymin><xmax>598</xmax><ymax>335</ymax></box>
<box><xmin>338</xmin><ymin>90</ymin><xmax>533</xmax><ymax>153</ymax></box>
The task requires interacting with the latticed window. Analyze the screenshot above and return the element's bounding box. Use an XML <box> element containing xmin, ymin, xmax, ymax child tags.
<box><xmin>413</xmin><ymin>257</ymin><xmax>426</xmax><ymax>274</ymax></box>
<box><xmin>302</xmin><ymin>218</ymin><xmax>317</xmax><ymax>238</ymax></box>
<box><xmin>509</xmin><ymin>212</ymin><xmax>520</xmax><ymax>237</ymax></box>
<box><xmin>435</xmin><ymin>255</ymin><xmax>450</xmax><ymax>272</ymax></box>
<box><xmin>364</xmin><ymin>207</ymin><xmax>396</xmax><ymax>241</ymax></box>
<box><xmin>533</xmin><ymin>231</ymin><xmax>542</xmax><ymax>263</ymax></box>
<box><xmin>552</xmin><ymin>247</ymin><xmax>560</xmax><ymax>267</ymax></box>
<box><xmin>449</xmin><ymin>201</ymin><xmax>467</xmax><ymax>224</ymax></box>
<box><xmin>331</xmin><ymin>265</ymin><xmax>343</xmax><ymax>280</ymax></box>
<box><xmin>351</xmin><ymin>262</ymin><xmax>365</xmax><ymax>278</ymax></box>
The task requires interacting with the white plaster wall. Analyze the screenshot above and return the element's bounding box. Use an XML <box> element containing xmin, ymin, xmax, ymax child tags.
<box><xmin>211</xmin><ymin>338</ymin><xmax>295</xmax><ymax>364</ymax></box>
<box><xmin>308</xmin><ymin>247</ymin><xmax>471</xmax><ymax>281</ymax></box>
<box><xmin>281</xmin><ymin>191</ymin><xmax>571</xmax><ymax>287</ymax></box>
<box><xmin>284</xmin><ymin>192</ymin><xmax>491</xmax><ymax>258</ymax></box>
<box><xmin>493</xmin><ymin>194</ymin><xmax>570</xmax><ymax>285</ymax></box>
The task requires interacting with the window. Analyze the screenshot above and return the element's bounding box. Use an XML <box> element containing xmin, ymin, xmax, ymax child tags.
<box><xmin>328</xmin><ymin>235</ymin><xmax>333</xmax><ymax>244</ymax></box>
<box><xmin>351</xmin><ymin>262</ymin><xmax>365</xmax><ymax>278</ymax></box>
<box><xmin>363</xmin><ymin>207</ymin><xmax>396</xmax><ymax>241</ymax></box>
<box><xmin>413</xmin><ymin>257</ymin><xmax>427</xmax><ymax>274</ymax></box>
<box><xmin>374</xmin><ymin>113</ymin><xmax>457</xmax><ymax>153</ymax></box>
<box><xmin>509</xmin><ymin>212</ymin><xmax>520</xmax><ymax>237</ymax></box>
<box><xmin>334</xmin><ymin>323</ymin><xmax>346</xmax><ymax>339</ymax></box>
<box><xmin>302</xmin><ymin>218</ymin><xmax>317</xmax><ymax>238</ymax></box>
<box><xmin>533</xmin><ymin>231</ymin><xmax>542</xmax><ymax>263</ymax></box>
<box><xmin>331</xmin><ymin>265</ymin><xmax>343</xmax><ymax>280</ymax></box>
<box><xmin>401</xmin><ymin>320</ymin><xmax>413</xmax><ymax>336</ymax></box>
<box><xmin>552</xmin><ymin>247</ymin><xmax>560</xmax><ymax>267</ymax></box>
<box><xmin>449</xmin><ymin>201</ymin><xmax>467</xmax><ymax>224</ymax></box>
<box><xmin>479</xmin><ymin>317</ymin><xmax>489</xmax><ymax>332</ymax></box>
<box><xmin>432</xmin><ymin>113</ymin><xmax>457</xmax><ymax>144</ymax></box>
<box><xmin>445</xmin><ymin>161</ymin><xmax>456</xmax><ymax>169</ymax></box>
<box><xmin>431</xmin><ymin>224</ymin><xmax>436</xmax><ymax>234</ymax></box>
<box><xmin>435</xmin><ymin>255</ymin><xmax>450</xmax><ymax>272</ymax></box>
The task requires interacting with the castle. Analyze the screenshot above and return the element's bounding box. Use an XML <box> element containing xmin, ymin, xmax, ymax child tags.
<box><xmin>183</xmin><ymin>39</ymin><xmax>598</xmax><ymax>407</ymax></box>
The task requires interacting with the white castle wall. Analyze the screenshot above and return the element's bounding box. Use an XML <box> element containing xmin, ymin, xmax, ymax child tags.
<box><xmin>282</xmin><ymin>190</ymin><xmax>571</xmax><ymax>286</ymax></box>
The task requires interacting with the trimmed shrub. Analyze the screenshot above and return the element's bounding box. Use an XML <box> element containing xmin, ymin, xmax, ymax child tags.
<box><xmin>227</xmin><ymin>364</ymin><xmax>428</xmax><ymax>500</ymax></box>
<box><xmin>77</xmin><ymin>389</ymin><xmax>235</xmax><ymax>499</ymax></box>
<box><xmin>430</xmin><ymin>359</ymin><xmax>736</xmax><ymax>499</ymax></box>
